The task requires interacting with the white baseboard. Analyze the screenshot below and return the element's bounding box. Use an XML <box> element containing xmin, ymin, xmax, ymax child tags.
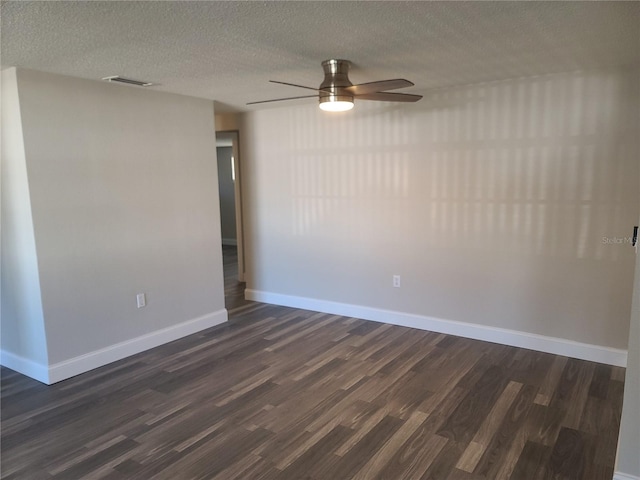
<box><xmin>1</xmin><ymin>309</ymin><xmax>228</xmax><ymax>385</ymax></box>
<box><xmin>0</xmin><ymin>350</ymin><xmax>50</xmax><ymax>384</ymax></box>
<box><xmin>222</xmin><ymin>238</ymin><xmax>238</xmax><ymax>246</ymax></box>
<box><xmin>614</xmin><ymin>473</ymin><xmax>640</xmax><ymax>480</ymax></box>
<box><xmin>245</xmin><ymin>289</ymin><xmax>627</xmax><ymax>367</ymax></box>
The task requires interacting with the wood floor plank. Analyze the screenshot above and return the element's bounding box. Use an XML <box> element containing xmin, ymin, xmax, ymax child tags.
<box><xmin>311</xmin><ymin>415</ymin><xmax>403</xmax><ymax>479</ymax></box>
<box><xmin>416</xmin><ymin>351</ymin><xmax>481</xmax><ymax>416</ymax></box>
<box><xmin>534</xmin><ymin>355</ymin><xmax>567</xmax><ymax>406</ymax></box>
<box><xmin>509</xmin><ymin>440</ymin><xmax>551</xmax><ymax>480</ymax></box>
<box><xmin>212</xmin><ymin>455</ymin><xmax>280</xmax><ymax>480</ymax></box>
<box><xmin>545</xmin><ymin>426</ymin><xmax>588</xmax><ymax>480</ymax></box>
<box><xmin>333</xmin><ymin>405</ymin><xmax>392</xmax><ymax>457</ymax></box>
<box><xmin>274</xmin><ymin>425</ymin><xmax>352</xmax><ymax>479</ymax></box>
<box><xmin>455</xmin><ymin>380</ymin><xmax>523</xmax><ymax>472</ymax></box>
<box><xmin>420</xmin><ymin>440</ymin><xmax>465</xmax><ymax>480</ymax></box>
<box><xmin>595</xmin><ymin>378</ymin><xmax>625</xmax><ymax>468</ymax></box>
<box><xmin>350</xmin><ymin>410</ymin><xmax>428</xmax><ymax>480</ymax></box>
<box><xmin>588</xmin><ymin>363</ymin><xmax>612</xmax><ymax>399</ymax></box>
<box><xmin>376</xmin><ymin>431</ymin><xmax>448</xmax><ymax>480</ymax></box>
<box><xmin>436</xmin><ymin>365</ymin><xmax>510</xmax><ymax>444</ymax></box>
<box><xmin>472</xmin><ymin>383</ymin><xmax>537</xmax><ymax>478</ymax></box>
<box><xmin>491</xmin><ymin>395</ymin><xmax>540</xmax><ymax>480</ymax></box>
<box><xmin>275</xmin><ymin>403</ymin><xmax>356</xmax><ymax>469</ymax></box>
<box><xmin>193</xmin><ymin>428</ymin><xmax>274</xmax><ymax>479</ymax></box>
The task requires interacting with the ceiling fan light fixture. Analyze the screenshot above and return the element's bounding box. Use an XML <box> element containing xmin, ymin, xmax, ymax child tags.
<box><xmin>319</xmin><ymin>95</ymin><xmax>354</xmax><ymax>112</ymax></box>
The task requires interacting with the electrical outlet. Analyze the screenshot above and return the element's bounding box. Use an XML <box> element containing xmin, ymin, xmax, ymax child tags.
<box><xmin>393</xmin><ymin>275</ymin><xmax>401</xmax><ymax>288</ymax></box>
<box><xmin>136</xmin><ymin>293</ymin><xmax>146</xmax><ymax>308</ymax></box>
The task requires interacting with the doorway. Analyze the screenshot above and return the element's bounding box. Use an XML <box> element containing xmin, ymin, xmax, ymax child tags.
<box><xmin>216</xmin><ymin>130</ymin><xmax>245</xmax><ymax>308</ymax></box>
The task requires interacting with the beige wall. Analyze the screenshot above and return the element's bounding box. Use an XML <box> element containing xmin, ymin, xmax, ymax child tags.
<box><xmin>215</xmin><ymin>112</ymin><xmax>241</xmax><ymax>132</ymax></box>
<box><xmin>1</xmin><ymin>68</ymin><xmax>226</xmax><ymax>381</ymax></box>
<box><xmin>241</xmin><ymin>68</ymin><xmax>639</xmax><ymax>353</ymax></box>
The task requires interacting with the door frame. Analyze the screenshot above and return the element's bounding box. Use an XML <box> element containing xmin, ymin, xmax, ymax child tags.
<box><xmin>216</xmin><ymin>130</ymin><xmax>245</xmax><ymax>282</ymax></box>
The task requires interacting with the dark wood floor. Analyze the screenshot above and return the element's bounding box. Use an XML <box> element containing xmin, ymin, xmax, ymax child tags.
<box><xmin>1</xmin><ymin>247</ymin><xmax>626</xmax><ymax>479</ymax></box>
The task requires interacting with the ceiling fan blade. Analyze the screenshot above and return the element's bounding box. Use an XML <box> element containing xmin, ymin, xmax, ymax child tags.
<box><xmin>356</xmin><ymin>92</ymin><xmax>423</xmax><ymax>102</ymax></box>
<box><xmin>346</xmin><ymin>79</ymin><xmax>414</xmax><ymax>95</ymax></box>
<box><xmin>269</xmin><ymin>80</ymin><xmax>328</xmax><ymax>92</ymax></box>
<box><xmin>246</xmin><ymin>94</ymin><xmax>318</xmax><ymax>105</ymax></box>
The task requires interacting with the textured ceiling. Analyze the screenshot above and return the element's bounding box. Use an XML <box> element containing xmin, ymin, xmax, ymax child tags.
<box><xmin>2</xmin><ymin>1</ymin><xmax>639</xmax><ymax>112</ymax></box>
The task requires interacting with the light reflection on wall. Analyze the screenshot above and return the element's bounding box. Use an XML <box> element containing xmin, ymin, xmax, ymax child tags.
<box><xmin>283</xmin><ymin>70</ymin><xmax>638</xmax><ymax>262</ymax></box>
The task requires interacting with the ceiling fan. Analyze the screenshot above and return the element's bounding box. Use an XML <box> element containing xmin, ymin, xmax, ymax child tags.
<box><xmin>247</xmin><ymin>59</ymin><xmax>423</xmax><ymax>112</ymax></box>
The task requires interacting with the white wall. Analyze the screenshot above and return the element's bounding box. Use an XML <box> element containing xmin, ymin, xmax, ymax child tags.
<box><xmin>1</xmin><ymin>68</ymin><xmax>226</xmax><ymax>382</ymax></box>
<box><xmin>616</xmin><ymin>216</ymin><xmax>640</xmax><ymax>478</ymax></box>
<box><xmin>242</xmin><ymin>68</ymin><xmax>639</xmax><ymax>362</ymax></box>
<box><xmin>1</xmin><ymin>68</ymin><xmax>49</xmax><ymax>374</ymax></box>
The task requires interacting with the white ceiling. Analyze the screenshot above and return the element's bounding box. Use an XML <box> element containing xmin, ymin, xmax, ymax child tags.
<box><xmin>2</xmin><ymin>1</ymin><xmax>639</xmax><ymax>113</ymax></box>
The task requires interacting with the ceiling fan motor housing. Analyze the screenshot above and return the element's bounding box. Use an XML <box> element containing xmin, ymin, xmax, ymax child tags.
<box><xmin>319</xmin><ymin>59</ymin><xmax>354</xmax><ymax>105</ymax></box>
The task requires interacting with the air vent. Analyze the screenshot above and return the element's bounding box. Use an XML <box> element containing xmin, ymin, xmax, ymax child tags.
<box><xmin>102</xmin><ymin>75</ymin><xmax>153</xmax><ymax>87</ymax></box>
